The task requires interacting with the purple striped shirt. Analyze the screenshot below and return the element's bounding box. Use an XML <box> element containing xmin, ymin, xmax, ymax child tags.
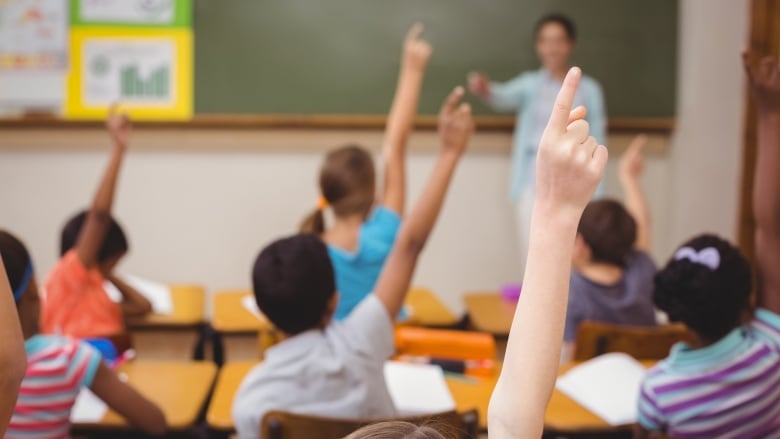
<box><xmin>637</xmin><ymin>309</ymin><xmax>780</xmax><ymax>438</ymax></box>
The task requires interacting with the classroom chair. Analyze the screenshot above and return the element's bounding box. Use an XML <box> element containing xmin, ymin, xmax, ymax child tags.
<box><xmin>261</xmin><ymin>410</ymin><xmax>479</xmax><ymax>439</ymax></box>
<box><xmin>573</xmin><ymin>321</ymin><xmax>696</xmax><ymax>361</ymax></box>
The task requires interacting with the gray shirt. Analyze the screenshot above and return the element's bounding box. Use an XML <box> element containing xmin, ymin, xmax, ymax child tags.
<box><xmin>232</xmin><ymin>295</ymin><xmax>396</xmax><ymax>439</ymax></box>
<box><xmin>564</xmin><ymin>251</ymin><xmax>658</xmax><ymax>342</ymax></box>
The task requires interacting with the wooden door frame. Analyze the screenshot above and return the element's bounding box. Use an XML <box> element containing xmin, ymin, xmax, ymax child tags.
<box><xmin>738</xmin><ymin>0</ymin><xmax>780</xmax><ymax>260</ymax></box>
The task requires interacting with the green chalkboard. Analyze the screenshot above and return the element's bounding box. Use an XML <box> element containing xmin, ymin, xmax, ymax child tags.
<box><xmin>193</xmin><ymin>0</ymin><xmax>677</xmax><ymax>118</ymax></box>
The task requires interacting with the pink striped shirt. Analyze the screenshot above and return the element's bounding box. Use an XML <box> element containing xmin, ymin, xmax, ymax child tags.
<box><xmin>5</xmin><ymin>335</ymin><xmax>101</xmax><ymax>439</ymax></box>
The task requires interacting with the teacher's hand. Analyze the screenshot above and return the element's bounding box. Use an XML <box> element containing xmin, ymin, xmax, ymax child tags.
<box><xmin>468</xmin><ymin>72</ymin><xmax>491</xmax><ymax>97</ymax></box>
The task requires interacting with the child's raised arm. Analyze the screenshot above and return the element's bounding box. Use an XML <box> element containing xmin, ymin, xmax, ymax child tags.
<box><xmin>75</xmin><ymin>106</ymin><xmax>130</xmax><ymax>269</ymax></box>
<box><xmin>619</xmin><ymin>134</ymin><xmax>651</xmax><ymax>252</ymax></box>
<box><xmin>488</xmin><ymin>67</ymin><xmax>607</xmax><ymax>439</ymax></box>
<box><xmin>743</xmin><ymin>51</ymin><xmax>780</xmax><ymax>315</ymax></box>
<box><xmin>90</xmin><ymin>362</ymin><xmax>167</xmax><ymax>436</ymax></box>
<box><xmin>0</xmin><ymin>258</ymin><xmax>26</xmax><ymax>437</ymax></box>
<box><xmin>374</xmin><ymin>87</ymin><xmax>473</xmax><ymax>318</ymax></box>
<box><xmin>380</xmin><ymin>23</ymin><xmax>432</xmax><ymax>216</ymax></box>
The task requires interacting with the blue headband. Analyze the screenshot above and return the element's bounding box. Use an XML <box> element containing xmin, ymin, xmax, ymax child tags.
<box><xmin>13</xmin><ymin>263</ymin><xmax>33</xmax><ymax>303</ymax></box>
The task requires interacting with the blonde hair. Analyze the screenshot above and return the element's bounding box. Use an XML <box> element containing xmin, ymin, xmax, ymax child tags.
<box><xmin>345</xmin><ymin>421</ymin><xmax>449</xmax><ymax>439</ymax></box>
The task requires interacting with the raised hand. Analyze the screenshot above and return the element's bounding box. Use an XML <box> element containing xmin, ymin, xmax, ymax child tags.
<box><xmin>743</xmin><ymin>50</ymin><xmax>780</xmax><ymax>112</ymax></box>
<box><xmin>402</xmin><ymin>23</ymin><xmax>432</xmax><ymax>72</ymax></box>
<box><xmin>106</xmin><ymin>104</ymin><xmax>131</xmax><ymax>149</ymax></box>
<box><xmin>437</xmin><ymin>86</ymin><xmax>475</xmax><ymax>156</ymax></box>
<box><xmin>467</xmin><ymin>72</ymin><xmax>491</xmax><ymax>97</ymax></box>
<box><xmin>535</xmin><ymin>67</ymin><xmax>607</xmax><ymax>216</ymax></box>
<box><xmin>619</xmin><ymin>134</ymin><xmax>647</xmax><ymax>181</ymax></box>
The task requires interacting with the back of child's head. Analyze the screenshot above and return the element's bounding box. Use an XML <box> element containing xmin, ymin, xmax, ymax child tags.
<box><xmin>654</xmin><ymin>234</ymin><xmax>752</xmax><ymax>342</ymax></box>
<box><xmin>252</xmin><ymin>234</ymin><xmax>336</xmax><ymax>335</ymax></box>
<box><xmin>345</xmin><ymin>421</ymin><xmax>451</xmax><ymax>439</ymax></box>
<box><xmin>0</xmin><ymin>230</ymin><xmax>33</xmax><ymax>303</ymax></box>
<box><xmin>300</xmin><ymin>145</ymin><xmax>376</xmax><ymax>234</ymax></box>
<box><xmin>577</xmin><ymin>199</ymin><xmax>637</xmax><ymax>267</ymax></box>
<box><xmin>60</xmin><ymin>210</ymin><xmax>129</xmax><ymax>261</ymax></box>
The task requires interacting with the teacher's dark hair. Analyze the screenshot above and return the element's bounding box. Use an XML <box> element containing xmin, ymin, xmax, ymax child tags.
<box><xmin>535</xmin><ymin>13</ymin><xmax>577</xmax><ymax>42</ymax></box>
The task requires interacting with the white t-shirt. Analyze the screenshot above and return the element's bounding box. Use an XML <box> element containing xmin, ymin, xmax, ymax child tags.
<box><xmin>232</xmin><ymin>294</ymin><xmax>397</xmax><ymax>439</ymax></box>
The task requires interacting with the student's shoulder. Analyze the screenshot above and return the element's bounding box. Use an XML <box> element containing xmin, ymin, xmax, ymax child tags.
<box><xmin>46</xmin><ymin>249</ymin><xmax>93</xmax><ymax>283</ymax></box>
<box><xmin>365</xmin><ymin>206</ymin><xmax>401</xmax><ymax>229</ymax></box>
<box><xmin>629</xmin><ymin>250</ymin><xmax>657</xmax><ymax>272</ymax></box>
<box><xmin>751</xmin><ymin>308</ymin><xmax>780</xmax><ymax>344</ymax></box>
<box><xmin>329</xmin><ymin>295</ymin><xmax>395</xmax><ymax>358</ymax></box>
<box><xmin>360</xmin><ymin>206</ymin><xmax>402</xmax><ymax>247</ymax></box>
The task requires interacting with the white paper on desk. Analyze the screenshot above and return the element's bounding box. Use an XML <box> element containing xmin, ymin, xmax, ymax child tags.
<box><xmin>70</xmin><ymin>388</ymin><xmax>108</xmax><ymax>423</ymax></box>
<box><xmin>104</xmin><ymin>275</ymin><xmax>174</xmax><ymax>315</ymax></box>
<box><xmin>384</xmin><ymin>361</ymin><xmax>456</xmax><ymax>416</ymax></box>
<box><xmin>555</xmin><ymin>353</ymin><xmax>648</xmax><ymax>426</ymax></box>
<box><xmin>241</xmin><ymin>294</ymin><xmax>263</xmax><ymax>320</ymax></box>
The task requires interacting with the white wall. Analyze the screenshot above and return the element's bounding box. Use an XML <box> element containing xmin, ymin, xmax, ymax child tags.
<box><xmin>0</xmin><ymin>0</ymin><xmax>748</xmax><ymax>316</ymax></box>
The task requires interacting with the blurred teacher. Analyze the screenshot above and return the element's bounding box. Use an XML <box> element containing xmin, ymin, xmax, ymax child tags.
<box><xmin>468</xmin><ymin>13</ymin><xmax>606</xmax><ymax>263</ymax></box>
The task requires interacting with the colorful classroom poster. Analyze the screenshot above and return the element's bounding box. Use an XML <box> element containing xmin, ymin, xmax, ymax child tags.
<box><xmin>72</xmin><ymin>0</ymin><xmax>190</xmax><ymax>27</ymax></box>
<box><xmin>0</xmin><ymin>0</ymin><xmax>69</xmax><ymax>70</ymax></box>
<box><xmin>64</xmin><ymin>0</ymin><xmax>192</xmax><ymax>120</ymax></box>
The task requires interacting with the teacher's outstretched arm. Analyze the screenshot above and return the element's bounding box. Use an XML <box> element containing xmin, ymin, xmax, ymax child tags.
<box><xmin>468</xmin><ymin>71</ymin><xmax>528</xmax><ymax>112</ymax></box>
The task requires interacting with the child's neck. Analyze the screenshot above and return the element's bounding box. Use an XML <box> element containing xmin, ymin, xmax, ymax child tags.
<box><xmin>323</xmin><ymin>215</ymin><xmax>364</xmax><ymax>253</ymax></box>
<box><xmin>577</xmin><ymin>262</ymin><xmax>624</xmax><ymax>285</ymax></box>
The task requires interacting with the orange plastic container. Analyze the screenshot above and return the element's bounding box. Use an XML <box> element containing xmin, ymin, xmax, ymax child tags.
<box><xmin>395</xmin><ymin>327</ymin><xmax>496</xmax><ymax>361</ymax></box>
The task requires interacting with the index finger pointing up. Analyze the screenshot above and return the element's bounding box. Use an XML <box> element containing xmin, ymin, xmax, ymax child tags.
<box><xmin>440</xmin><ymin>86</ymin><xmax>465</xmax><ymax>115</ymax></box>
<box><xmin>545</xmin><ymin>67</ymin><xmax>582</xmax><ymax>134</ymax></box>
<box><xmin>406</xmin><ymin>23</ymin><xmax>424</xmax><ymax>43</ymax></box>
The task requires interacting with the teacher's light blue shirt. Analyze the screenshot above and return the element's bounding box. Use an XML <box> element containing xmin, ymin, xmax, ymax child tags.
<box><xmin>486</xmin><ymin>68</ymin><xmax>607</xmax><ymax>201</ymax></box>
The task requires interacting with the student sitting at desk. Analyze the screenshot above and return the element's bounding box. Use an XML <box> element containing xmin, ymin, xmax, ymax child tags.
<box><xmin>232</xmin><ymin>86</ymin><xmax>474</xmax><ymax>439</ymax></box>
<box><xmin>0</xmin><ymin>230</ymin><xmax>166</xmax><ymax>439</ymax></box>
<box><xmin>299</xmin><ymin>24</ymin><xmax>431</xmax><ymax>321</ymax></box>
<box><xmin>561</xmin><ymin>135</ymin><xmax>656</xmax><ymax>362</ymax></box>
<box><xmin>41</xmin><ymin>107</ymin><xmax>152</xmax><ymax>341</ymax></box>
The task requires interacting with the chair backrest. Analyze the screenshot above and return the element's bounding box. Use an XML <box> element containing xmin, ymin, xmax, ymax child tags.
<box><xmin>261</xmin><ymin>410</ymin><xmax>478</xmax><ymax>439</ymax></box>
<box><xmin>574</xmin><ymin>321</ymin><xmax>696</xmax><ymax>361</ymax></box>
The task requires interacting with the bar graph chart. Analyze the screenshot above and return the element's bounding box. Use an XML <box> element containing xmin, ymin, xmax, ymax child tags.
<box><xmin>120</xmin><ymin>65</ymin><xmax>170</xmax><ymax>98</ymax></box>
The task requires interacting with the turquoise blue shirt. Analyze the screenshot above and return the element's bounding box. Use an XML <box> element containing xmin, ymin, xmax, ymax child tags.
<box><xmin>329</xmin><ymin>206</ymin><xmax>401</xmax><ymax>320</ymax></box>
<box><xmin>487</xmin><ymin>68</ymin><xmax>607</xmax><ymax>201</ymax></box>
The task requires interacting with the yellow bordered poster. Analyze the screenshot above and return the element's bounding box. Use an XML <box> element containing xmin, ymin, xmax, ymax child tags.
<box><xmin>64</xmin><ymin>0</ymin><xmax>192</xmax><ymax>120</ymax></box>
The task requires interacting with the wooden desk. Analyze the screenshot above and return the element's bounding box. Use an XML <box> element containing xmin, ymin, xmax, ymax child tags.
<box><xmin>212</xmin><ymin>290</ymin><xmax>272</xmax><ymax>334</ymax></box>
<box><xmin>207</xmin><ymin>361</ymin><xmax>497</xmax><ymax>432</ymax></box>
<box><xmin>545</xmin><ymin>360</ymin><xmax>655</xmax><ymax>433</ymax></box>
<box><xmin>213</xmin><ymin>288</ymin><xmax>456</xmax><ymax>333</ymax></box>
<box><xmin>405</xmin><ymin>288</ymin><xmax>459</xmax><ymax>327</ymax></box>
<box><xmin>73</xmin><ymin>361</ymin><xmax>217</xmax><ymax>432</ymax></box>
<box><xmin>207</xmin><ymin>361</ymin><xmax>257</xmax><ymax>431</ymax></box>
<box><xmin>125</xmin><ymin>285</ymin><xmax>207</xmax><ymax>361</ymax></box>
<box><xmin>463</xmin><ymin>293</ymin><xmax>516</xmax><ymax>336</ymax></box>
<box><xmin>446</xmin><ymin>368</ymin><xmax>499</xmax><ymax>430</ymax></box>
<box><xmin>126</xmin><ymin>285</ymin><xmax>206</xmax><ymax>329</ymax></box>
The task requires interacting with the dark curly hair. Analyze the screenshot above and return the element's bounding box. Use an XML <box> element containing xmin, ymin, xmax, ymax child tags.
<box><xmin>653</xmin><ymin>234</ymin><xmax>752</xmax><ymax>342</ymax></box>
